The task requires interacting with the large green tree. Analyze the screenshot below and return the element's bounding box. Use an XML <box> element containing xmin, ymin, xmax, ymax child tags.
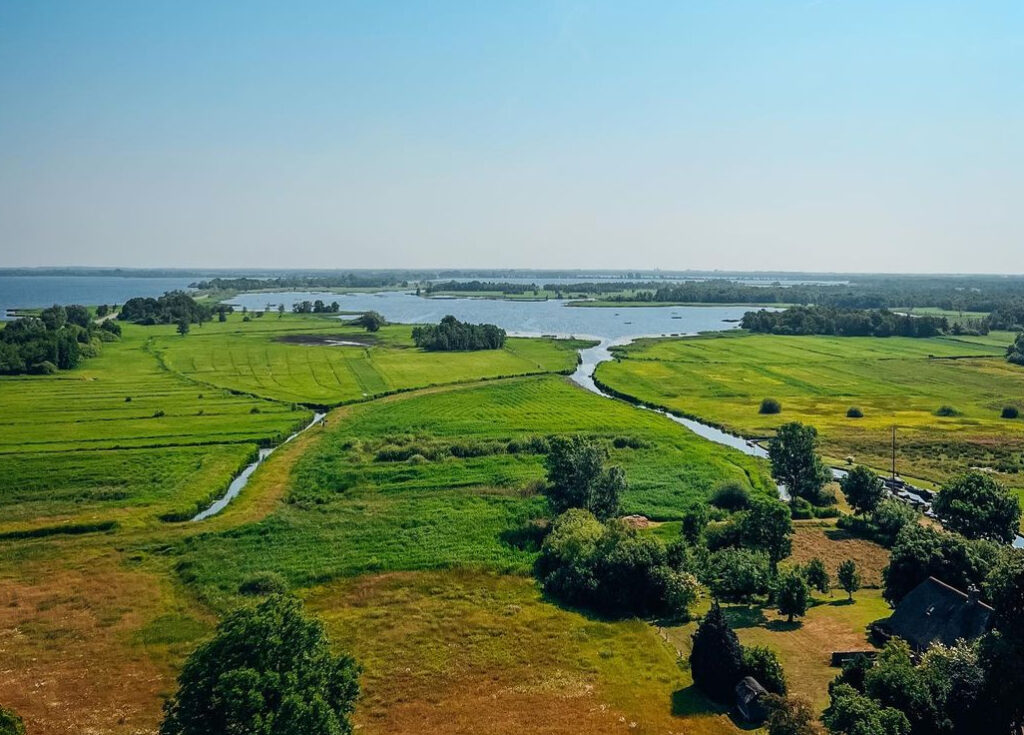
<box><xmin>840</xmin><ymin>466</ymin><xmax>885</xmax><ymax>516</ymax></box>
<box><xmin>768</xmin><ymin>422</ymin><xmax>831</xmax><ymax>505</ymax></box>
<box><xmin>544</xmin><ymin>435</ymin><xmax>623</xmax><ymax>520</ymax></box>
<box><xmin>776</xmin><ymin>572</ymin><xmax>810</xmax><ymax>623</ymax></box>
<box><xmin>160</xmin><ymin>595</ymin><xmax>360</xmax><ymax>735</ymax></box>
<box><xmin>932</xmin><ymin>471</ymin><xmax>1021</xmax><ymax>544</ymax></box>
<box><xmin>739</xmin><ymin>498</ymin><xmax>793</xmax><ymax>573</ymax></box>
<box><xmin>690</xmin><ymin>601</ymin><xmax>743</xmax><ymax>704</ymax></box>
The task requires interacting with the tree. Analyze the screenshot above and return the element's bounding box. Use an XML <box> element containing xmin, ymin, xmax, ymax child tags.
<box><xmin>0</xmin><ymin>706</ymin><xmax>24</xmax><ymax>735</ymax></box>
<box><xmin>803</xmin><ymin>557</ymin><xmax>831</xmax><ymax>595</ymax></box>
<box><xmin>823</xmin><ymin>683</ymin><xmax>911</xmax><ymax>735</ymax></box>
<box><xmin>838</xmin><ymin>560</ymin><xmax>860</xmax><ymax>601</ymax></box>
<box><xmin>176</xmin><ymin>319</ymin><xmax>190</xmax><ymax>336</ymax></box>
<box><xmin>351</xmin><ymin>311</ymin><xmax>386</xmax><ymax>332</ymax></box>
<box><xmin>932</xmin><ymin>471</ymin><xmax>1021</xmax><ymax>544</ymax></box>
<box><xmin>690</xmin><ymin>601</ymin><xmax>743</xmax><ymax>703</ymax></box>
<box><xmin>544</xmin><ymin>435</ymin><xmax>623</xmax><ymax>520</ymax></box>
<box><xmin>871</xmin><ymin>498</ymin><xmax>920</xmax><ymax>546</ymax></box>
<box><xmin>743</xmin><ymin>645</ymin><xmax>787</xmax><ymax>695</ymax></box>
<box><xmin>882</xmin><ymin>525</ymin><xmax>996</xmax><ymax>604</ymax></box>
<box><xmin>777</xmin><ymin>572</ymin><xmax>810</xmax><ymax>623</ymax></box>
<box><xmin>739</xmin><ymin>499</ymin><xmax>793</xmax><ymax>573</ymax></box>
<box><xmin>277</xmin><ymin>304</ymin><xmax>285</xmax><ymax>318</ymax></box>
<box><xmin>840</xmin><ymin>466</ymin><xmax>885</xmax><ymax>516</ymax></box>
<box><xmin>764</xmin><ymin>695</ymin><xmax>820</xmax><ymax>735</ymax></box>
<box><xmin>768</xmin><ymin>422</ymin><xmax>831</xmax><ymax>505</ymax></box>
<box><xmin>1007</xmin><ymin>332</ymin><xmax>1024</xmax><ymax>365</ymax></box>
<box><xmin>680</xmin><ymin>503</ymin><xmax>709</xmax><ymax>545</ymax></box>
<box><xmin>707</xmin><ymin>547</ymin><xmax>772</xmax><ymax>601</ymax></box>
<box><xmin>986</xmin><ymin>550</ymin><xmax>1024</xmax><ymax>641</ymax></box>
<box><xmin>160</xmin><ymin>595</ymin><xmax>360</xmax><ymax>735</ymax></box>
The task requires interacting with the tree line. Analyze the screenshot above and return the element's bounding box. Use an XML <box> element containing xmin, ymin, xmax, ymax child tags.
<box><xmin>741</xmin><ymin>306</ymin><xmax>951</xmax><ymax>338</ymax></box>
<box><xmin>0</xmin><ymin>304</ymin><xmax>120</xmax><ymax>375</ymax></box>
<box><xmin>119</xmin><ymin>291</ymin><xmax>211</xmax><ymax>325</ymax></box>
<box><xmin>411</xmin><ymin>315</ymin><xmax>506</xmax><ymax>351</ymax></box>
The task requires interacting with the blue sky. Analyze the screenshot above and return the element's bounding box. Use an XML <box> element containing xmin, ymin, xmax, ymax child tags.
<box><xmin>1</xmin><ymin>1</ymin><xmax>1022</xmax><ymax>271</ymax></box>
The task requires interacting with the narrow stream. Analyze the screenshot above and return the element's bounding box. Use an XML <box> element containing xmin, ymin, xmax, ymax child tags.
<box><xmin>190</xmin><ymin>411</ymin><xmax>326</xmax><ymax>521</ymax></box>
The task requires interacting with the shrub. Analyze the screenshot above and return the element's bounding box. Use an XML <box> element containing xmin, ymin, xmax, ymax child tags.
<box><xmin>743</xmin><ymin>645</ymin><xmax>787</xmax><ymax>695</ymax></box>
<box><xmin>872</xmin><ymin>499</ymin><xmax>920</xmax><ymax>546</ymax></box>
<box><xmin>1001</xmin><ymin>406</ymin><xmax>1019</xmax><ymax>419</ymax></box>
<box><xmin>249</xmin><ymin>406</ymin><xmax>261</xmax><ymax>414</ymax></box>
<box><xmin>709</xmin><ymin>480</ymin><xmax>751</xmax><ymax>511</ymax></box>
<box><xmin>30</xmin><ymin>360</ymin><xmax>58</xmax><ymax>375</ymax></box>
<box><xmin>612</xmin><ymin>435</ymin><xmax>650</xmax><ymax>449</ymax></box>
<box><xmin>760</xmin><ymin>397</ymin><xmax>782</xmax><ymax>414</ymax></box>
<box><xmin>934</xmin><ymin>405</ymin><xmax>959</xmax><ymax>417</ymax></box>
<box><xmin>790</xmin><ymin>496</ymin><xmax>814</xmax><ymax>519</ymax></box>
<box><xmin>0</xmin><ymin>706</ymin><xmax>25</xmax><ymax>735</ymax></box>
<box><xmin>125</xmin><ymin>396</ymin><xmax>132</xmax><ymax>402</ymax></box>
<box><xmin>847</xmin><ymin>406</ymin><xmax>864</xmax><ymax>418</ymax></box>
<box><xmin>238</xmin><ymin>571</ymin><xmax>288</xmax><ymax>596</ymax></box>
<box><xmin>153</xmin><ymin>409</ymin><xmax>166</xmax><ymax>418</ymax></box>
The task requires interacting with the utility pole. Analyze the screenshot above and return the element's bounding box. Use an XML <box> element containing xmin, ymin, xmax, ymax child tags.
<box><xmin>891</xmin><ymin>426</ymin><xmax>897</xmax><ymax>481</ymax></box>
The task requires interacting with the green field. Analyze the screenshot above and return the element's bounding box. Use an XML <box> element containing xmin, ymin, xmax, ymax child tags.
<box><xmin>0</xmin><ymin>323</ymin><xmax>310</xmax><ymax>531</ymax></box>
<box><xmin>152</xmin><ymin>315</ymin><xmax>588</xmax><ymax>405</ymax></box>
<box><xmin>170</xmin><ymin>374</ymin><xmax>775</xmax><ymax>606</ymax></box>
<box><xmin>595</xmin><ymin>330</ymin><xmax>1024</xmax><ymax>488</ymax></box>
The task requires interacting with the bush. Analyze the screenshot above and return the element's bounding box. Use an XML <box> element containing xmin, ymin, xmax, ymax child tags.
<box><xmin>153</xmin><ymin>410</ymin><xmax>166</xmax><ymax>418</ymax></box>
<box><xmin>30</xmin><ymin>360</ymin><xmax>58</xmax><ymax>375</ymax></box>
<box><xmin>790</xmin><ymin>496</ymin><xmax>814</xmax><ymax>519</ymax></box>
<box><xmin>872</xmin><ymin>499</ymin><xmax>920</xmax><ymax>546</ymax></box>
<box><xmin>743</xmin><ymin>645</ymin><xmax>787</xmax><ymax>695</ymax></box>
<box><xmin>1001</xmin><ymin>406</ymin><xmax>1019</xmax><ymax>419</ymax></box>
<box><xmin>935</xmin><ymin>405</ymin><xmax>959</xmax><ymax>417</ymax></box>
<box><xmin>760</xmin><ymin>397</ymin><xmax>782</xmax><ymax>414</ymax></box>
<box><xmin>847</xmin><ymin>406</ymin><xmax>864</xmax><ymax>418</ymax></box>
<box><xmin>0</xmin><ymin>706</ymin><xmax>25</xmax><ymax>735</ymax></box>
<box><xmin>238</xmin><ymin>571</ymin><xmax>288</xmax><ymax>596</ymax></box>
<box><xmin>709</xmin><ymin>481</ymin><xmax>751</xmax><ymax>511</ymax></box>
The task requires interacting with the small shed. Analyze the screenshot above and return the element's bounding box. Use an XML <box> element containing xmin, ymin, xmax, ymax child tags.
<box><xmin>880</xmin><ymin>576</ymin><xmax>993</xmax><ymax>652</ymax></box>
<box><xmin>735</xmin><ymin>676</ymin><xmax>768</xmax><ymax>723</ymax></box>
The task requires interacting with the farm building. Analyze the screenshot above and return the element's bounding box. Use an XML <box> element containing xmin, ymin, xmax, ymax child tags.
<box><xmin>734</xmin><ymin>676</ymin><xmax>768</xmax><ymax>722</ymax></box>
<box><xmin>877</xmin><ymin>577</ymin><xmax>993</xmax><ymax>651</ymax></box>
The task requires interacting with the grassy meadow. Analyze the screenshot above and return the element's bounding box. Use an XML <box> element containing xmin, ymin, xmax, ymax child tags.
<box><xmin>152</xmin><ymin>314</ymin><xmax>588</xmax><ymax>405</ymax></box>
<box><xmin>595</xmin><ymin>330</ymin><xmax>1024</xmax><ymax>490</ymax></box>
<box><xmin>1</xmin><ymin>313</ymin><xmax>902</xmax><ymax>735</ymax></box>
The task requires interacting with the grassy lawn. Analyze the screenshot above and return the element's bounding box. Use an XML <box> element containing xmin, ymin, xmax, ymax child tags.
<box><xmin>152</xmin><ymin>312</ymin><xmax>589</xmax><ymax>405</ymax></box>
<box><xmin>595</xmin><ymin>331</ymin><xmax>1024</xmax><ymax>489</ymax></box>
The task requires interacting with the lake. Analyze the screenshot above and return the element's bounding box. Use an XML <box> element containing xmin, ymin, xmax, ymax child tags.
<box><xmin>0</xmin><ymin>275</ymin><xmax>197</xmax><ymax>319</ymax></box>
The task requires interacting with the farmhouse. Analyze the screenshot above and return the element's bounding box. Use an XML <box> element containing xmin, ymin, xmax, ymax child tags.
<box><xmin>735</xmin><ymin>676</ymin><xmax>768</xmax><ymax>723</ymax></box>
<box><xmin>878</xmin><ymin>577</ymin><xmax>993</xmax><ymax>651</ymax></box>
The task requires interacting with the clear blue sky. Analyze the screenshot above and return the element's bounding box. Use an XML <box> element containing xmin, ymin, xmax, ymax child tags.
<box><xmin>1</xmin><ymin>1</ymin><xmax>1022</xmax><ymax>271</ymax></box>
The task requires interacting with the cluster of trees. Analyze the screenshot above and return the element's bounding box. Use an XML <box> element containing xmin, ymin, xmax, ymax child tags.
<box><xmin>190</xmin><ymin>273</ymin><xmax>408</xmax><ymax>291</ymax></box>
<box><xmin>1007</xmin><ymin>332</ymin><xmax>1024</xmax><ymax>366</ymax></box>
<box><xmin>119</xmin><ymin>291</ymin><xmax>210</xmax><ymax>325</ymax></box>
<box><xmin>536</xmin><ymin>436</ymin><xmax>696</xmax><ymax>617</ymax></box>
<box><xmin>292</xmin><ymin>299</ymin><xmax>340</xmax><ymax>314</ymax></box>
<box><xmin>411</xmin><ymin>315</ymin><xmax>506</xmax><ymax>351</ymax></box>
<box><xmin>424</xmin><ymin>280</ymin><xmax>540</xmax><ymax>295</ymax></box>
<box><xmin>0</xmin><ymin>304</ymin><xmax>120</xmax><ymax>375</ymax></box>
<box><xmin>741</xmin><ymin>307</ymin><xmax>950</xmax><ymax>338</ymax></box>
<box><xmin>536</xmin><ymin>509</ymin><xmax>699</xmax><ymax>617</ymax></box>
<box><xmin>161</xmin><ymin>595</ymin><xmax>360</xmax><ymax>735</ymax></box>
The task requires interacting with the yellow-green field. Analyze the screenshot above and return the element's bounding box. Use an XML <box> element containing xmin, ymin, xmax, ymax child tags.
<box><xmin>596</xmin><ymin>331</ymin><xmax>1024</xmax><ymax>489</ymax></box>
<box><xmin>152</xmin><ymin>316</ymin><xmax>587</xmax><ymax>405</ymax></box>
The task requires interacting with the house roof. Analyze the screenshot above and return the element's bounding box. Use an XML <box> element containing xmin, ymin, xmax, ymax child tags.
<box><xmin>885</xmin><ymin>576</ymin><xmax>994</xmax><ymax>650</ymax></box>
<box><xmin>735</xmin><ymin>676</ymin><xmax>767</xmax><ymax>705</ymax></box>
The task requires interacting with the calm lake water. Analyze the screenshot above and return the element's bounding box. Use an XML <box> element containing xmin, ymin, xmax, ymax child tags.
<box><xmin>0</xmin><ymin>275</ymin><xmax>196</xmax><ymax>319</ymax></box>
<box><xmin>227</xmin><ymin>289</ymin><xmax>753</xmax><ymax>343</ymax></box>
